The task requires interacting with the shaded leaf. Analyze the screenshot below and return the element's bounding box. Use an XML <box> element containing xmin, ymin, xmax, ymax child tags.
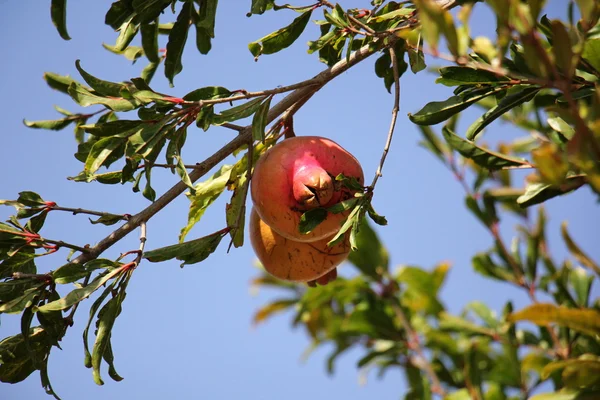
<box><xmin>164</xmin><ymin>2</ymin><xmax>192</xmax><ymax>86</ymax></box>
<box><xmin>50</xmin><ymin>0</ymin><xmax>70</xmax><ymax>40</ymax></box>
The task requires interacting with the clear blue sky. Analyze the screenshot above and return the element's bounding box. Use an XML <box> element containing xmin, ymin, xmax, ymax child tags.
<box><xmin>1</xmin><ymin>1</ymin><xmax>598</xmax><ymax>399</ymax></box>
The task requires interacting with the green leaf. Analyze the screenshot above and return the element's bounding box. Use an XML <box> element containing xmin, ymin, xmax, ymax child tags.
<box><xmin>226</xmin><ymin>174</ymin><xmax>248</xmax><ymax>248</ymax></box>
<box><xmin>82</xmin><ymin>282</ymin><xmax>116</xmax><ymax>369</ymax></box>
<box><xmin>248</xmin><ymin>0</ymin><xmax>275</xmax><ymax>16</ymax></box>
<box><xmin>92</xmin><ymin>292</ymin><xmax>124</xmax><ymax>385</ymax></box>
<box><xmin>174</xmin><ymin>155</ymin><xmax>195</xmax><ymax>192</ymax></box>
<box><xmin>252</xmin><ymin>96</ymin><xmax>271</xmax><ymax>143</ymax></box>
<box><xmin>517</xmin><ymin>176</ymin><xmax>587</xmax><ymax>208</ymax></box>
<box><xmin>113</xmin><ymin>17</ymin><xmax>139</xmax><ymax>51</ymax></box>
<box><xmin>551</xmin><ymin>20</ymin><xmax>574</xmax><ymax>77</ymax></box>
<box><xmin>409</xmin><ymin>86</ymin><xmax>505</xmax><ymax>125</ymax></box>
<box><xmin>43</xmin><ymin>72</ymin><xmax>76</xmax><ymax>94</ymax></box>
<box><xmin>407</xmin><ymin>46</ymin><xmax>426</xmax><ymax>74</ymax></box>
<box><xmin>75</xmin><ymin>60</ymin><xmax>124</xmax><ymax>97</ymax></box>
<box><xmin>542</xmin><ymin>357</ymin><xmax>600</xmax><ymax>388</ymax></box>
<box><xmin>582</xmin><ymin>38</ymin><xmax>600</xmax><ymax>72</ymax></box>
<box><xmin>37</xmin><ymin>268</ymin><xmax>123</xmax><ymax>312</ymax></box>
<box><xmin>52</xmin><ymin>259</ymin><xmax>118</xmax><ymax>285</ymax></box>
<box><xmin>0</xmin><ymin>327</ymin><xmax>51</xmax><ymax>384</ymax></box>
<box><xmin>529</xmin><ymin>390</ymin><xmax>600</xmax><ymax>400</ymax></box>
<box><xmin>299</xmin><ymin>208</ymin><xmax>328</xmax><ymax>235</ymax></box>
<box><xmin>327</xmin><ymin>197</ymin><xmax>360</xmax><ymax>214</ymax></box>
<box><xmin>84</xmin><ymin>137</ymin><xmax>126</xmax><ymax>174</ymax></box>
<box><xmin>0</xmin><ymin>289</ymin><xmax>39</xmax><ymax>314</ymax></box>
<box><xmin>141</xmin><ymin>21</ymin><xmax>160</xmax><ymax>62</ymax></box>
<box><xmin>466</xmin><ymin>86</ymin><xmax>540</xmax><ymax>140</ymax></box>
<box><xmin>248</xmin><ymin>11</ymin><xmax>312</xmax><ymax>59</ymax></box>
<box><xmin>439</xmin><ymin>312</ymin><xmax>494</xmax><ymax>336</ymax></box>
<box><xmin>347</xmin><ymin>217</ymin><xmax>388</xmax><ymax>279</ymax></box>
<box><xmin>51</xmin><ymin>0</ymin><xmax>70</xmax><ymax>40</ymax></box>
<box><xmin>82</xmin><ymin>120</ymin><xmax>145</xmax><ymax>138</ymax></box>
<box><xmin>164</xmin><ymin>2</ymin><xmax>192</xmax><ymax>87</ymax></box>
<box><xmin>561</xmin><ymin>222</ymin><xmax>600</xmax><ymax>276</ymax></box>
<box><xmin>442</xmin><ymin>126</ymin><xmax>529</xmax><ymax>170</ymax></box>
<box><xmin>183</xmin><ymin>86</ymin><xmax>231</xmax><ymax>101</ymax></box>
<box><xmin>547</xmin><ymin>116</ymin><xmax>575</xmax><ymax>140</ymax></box>
<box><xmin>23</xmin><ymin>117</ymin><xmax>75</xmax><ymax>131</ymax></box>
<box><xmin>416</xmin><ymin>125</ymin><xmax>448</xmax><ymax>162</ymax></box>
<box><xmin>370</xmin><ymin>7</ymin><xmax>414</xmax><ymax>23</ymax></box>
<box><xmin>466</xmin><ymin>301</ymin><xmax>500</xmax><ymax>328</ymax></box>
<box><xmin>68</xmin><ymin>82</ymin><xmax>139</xmax><ymax>111</ymax></box>
<box><xmin>102</xmin><ymin>44</ymin><xmax>144</xmax><ymax>62</ymax></box>
<box><xmin>367</xmin><ymin>203</ymin><xmax>388</xmax><ymax>226</ymax></box>
<box><xmin>132</xmin><ymin>0</ymin><xmax>171</xmax><ymax>23</ymax></box>
<box><xmin>17</xmin><ymin>191</ymin><xmax>45</xmax><ymax>207</ymax></box>
<box><xmin>211</xmin><ymin>97</ymin><xmax>266</xmax><ymax>125</ymax></box>
<box><xmin>436</xmin><ymin>66</ymin><xmax>507</xmax><ymax>86</ymax></box>
<box><xmin>143</xmin><ymin>230</ymin><xmax>225</xmax><ymax>266</ymax></box>
<box><xmin>508</xmin><ymin>303</ymin><xmax>600</xmax><ymax>336</ymax></box>
<box><xmin>180</xmin><ymin>164</ymin><xmax>232</xmax><ymax>242</ymax></box>
<box><xmin>193</xmin><ymin>0</ymin><xmax>218</xmax><ymax>54</ymax></box>
<box><xmin>105</xmin><ymin>1</ymin><xmax>134</xmax><ymax>29</ymax></box>
<box><xmin>325</xmin><ymin>205</ymin><xmax>358</xmax><ymax>248</ymax></box>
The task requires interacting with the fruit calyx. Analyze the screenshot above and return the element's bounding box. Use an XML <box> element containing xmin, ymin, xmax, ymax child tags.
<box><xmin>292</xmin><ymin>163</ymin><xmax>334</xmax><ymax>209</ymax></box>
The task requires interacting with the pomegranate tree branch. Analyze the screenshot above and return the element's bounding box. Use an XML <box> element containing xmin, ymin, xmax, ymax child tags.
<box><xmin>187</xmin><ymin>78</ymin><xmax>323</xmax><ymax>107</ymax></box>
<box><xmin>370</xmin><ymin>45</ymin><xmax>401</xmax><ymax>189</ymax></box>
<box><xmin>68</xmin><ymin>34</ymin><xmax>393</xmax><ymax>268</ymax></box>
<box><xmin>42</xmin><ymin>238</ymin><xmax>89</xmax><ymax>254</ymax></box>
<box><xmin>391</xmin><ymin>303</ymin><xmax>445</xmax><ymax>396</ymax></box>
<box><xmin>48</xmin><ymin>205</ymin><xmax>129</xmax><ymax>220</ymax></box>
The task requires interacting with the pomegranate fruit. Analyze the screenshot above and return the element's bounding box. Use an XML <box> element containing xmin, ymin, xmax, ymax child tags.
<box><xmin>249</xmin><ymin>208</ymin><xmax>350</xmax><ymax>282</ymax></box>
<box><xmin>250</xmin><ymin>136</ymin><xmax>363</xmax><ymax>242</ymax></box>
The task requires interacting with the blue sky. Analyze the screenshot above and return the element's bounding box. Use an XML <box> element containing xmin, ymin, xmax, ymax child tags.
<box><xmin>1</xmin><ymin>1</ymin><xmax>598</xmax><ymax>399</ymax></box>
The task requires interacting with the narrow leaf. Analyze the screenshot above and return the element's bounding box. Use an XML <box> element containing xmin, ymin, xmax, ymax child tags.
<box><xmin>248</xmin><ymin>11</ymin><xmax>311</xmax><ymax>59</ymax></box>
<box><xmin>442</xmin><ymin>126</ymin><xmax>529</xmax><ymax>170</ymax></box>
<box><xmin>409</xmin><ymin>86</ymin><xmax>505</xmax><ymax>125</ymax></box>
<box><xmin>51</xmin><ymin>0</ymin><xmax>70</xmax><ymax>40</ymax></box>
<box><xmin>164</xmin><ymin>2</ymin><xmax>191</xmax><ymax>86</ymax></box>
<box><xmin>508</xmin><ymin>303</ymin><xmax>600</xmax><ymax>336</ymax></box>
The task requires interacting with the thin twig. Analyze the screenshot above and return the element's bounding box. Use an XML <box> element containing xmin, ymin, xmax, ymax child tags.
<box><xmin>187</xmin><ymin>78</ymin><xmax>323</xmax><ymax>108</ymax></box>
<box><xmin>133</xmin><ymin>221</ymin><xmax>147</xmax><ymax>268</ymax></box>
<box><xmin>392</xmin><ymin>303</ymin><xmax>445</xmax><ymax>396</ymax></box>
<box><xmin>221</xmin><ymin>122</ymin><xmax>245</xmax><ymax>132</ymax></box>
<box><xmin>47</xmin><ymin>205</ymin><xmax>128</xmax><ymax>220</ymax></box>
<box><xmin>370</xmin><ymin>45</ymin><xmax>400</xmax><ymax>189</ymax></box>
<box><xmin>42</xmin><ymin>239</ymin><xmax>89</xmax><ymax>254</ymax></box>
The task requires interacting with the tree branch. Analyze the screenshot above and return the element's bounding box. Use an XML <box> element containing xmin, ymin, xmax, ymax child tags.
<box><xmin>69</xmin><ymin>35</ymin><xmax>394</xmax><ymax>267</ymax></box>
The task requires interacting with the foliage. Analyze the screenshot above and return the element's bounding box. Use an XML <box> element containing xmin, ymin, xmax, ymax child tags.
<box><xmin>1</xmin><ymin>0</ymin><xmax>599</xmax><ymax>399</ymax></box>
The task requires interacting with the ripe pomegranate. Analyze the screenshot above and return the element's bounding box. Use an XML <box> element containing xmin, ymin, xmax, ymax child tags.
<box><xmin>250</xmin><ymin>136</ymin><xmax>364</xmax><ymax>242</ymax></box>
<box><xmin>249</xmin><ymin>208</ymin><xmax>350</xmax><ymax>282</ymax></box>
